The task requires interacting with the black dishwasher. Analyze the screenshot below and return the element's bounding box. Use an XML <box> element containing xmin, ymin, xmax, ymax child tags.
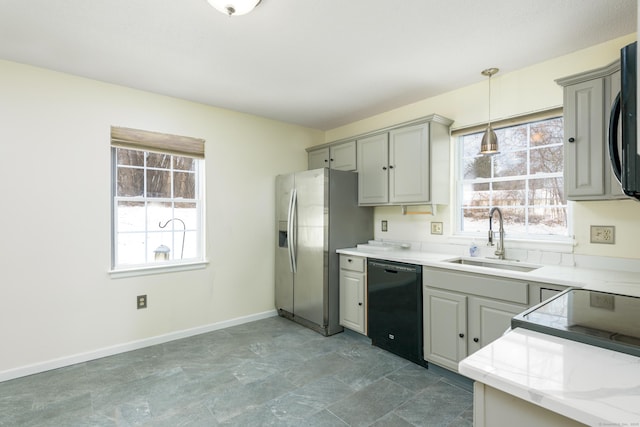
<box><xmin>367</xmin><ymin>259</ymin><xmax>424</xmax><ymax>365</ymax></box>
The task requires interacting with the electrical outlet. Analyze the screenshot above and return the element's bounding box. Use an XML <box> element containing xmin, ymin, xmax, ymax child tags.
<box><xmin>590</xmin><ymin>292</ymin><xmax>614</xmax><ymax>310</ymax></box>
<box><xmin>590</xmin><ymin>226</ymin><xmax>615</xmax><ymax>244</ymax></box>
<box><xmin>137</xmin><ymin>295</ymin><xmax>147</xmax><ymax>309</ymax></box>
<box><xmin>430</xmin><ymin>222</ymin><xmax>443</xmax><ymax>235</ymax></box>
<box><xmin>381</xmin><ymin>220</ymin><xmax>388</xmax><ymax>232</ymax></box>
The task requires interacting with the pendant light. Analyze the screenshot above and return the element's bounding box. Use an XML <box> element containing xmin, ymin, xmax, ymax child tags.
<box><xmin>207</xmin><ymin>0</ymin><xmax>261</xmax><ymax>16</ymax></box>
<box><xmin>480</xmin><ymin>68</ymin><xmax>499</xmax><ymax>155</ymax></box>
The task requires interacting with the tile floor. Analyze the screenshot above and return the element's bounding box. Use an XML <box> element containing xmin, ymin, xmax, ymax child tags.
<box><xmin>0</xmin><ymin>316</ymin><xmax>473</xmax><ymax>426</ymax></box>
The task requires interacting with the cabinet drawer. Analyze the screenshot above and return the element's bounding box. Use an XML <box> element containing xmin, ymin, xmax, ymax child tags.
<box><xmin>340</xmin><ymin>255</ymin><xmax>365</xmax><ymax>272</ymax></box>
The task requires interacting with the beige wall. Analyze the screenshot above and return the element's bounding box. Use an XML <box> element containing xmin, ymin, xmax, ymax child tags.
<box><xmin>323</xmin><ymin>34</ymin><xmax>640</xmax><ymax>260</ymax></box>
<box><xmin>0</xmin><ymin>60</ymin><xmax>323</xmax><ymax>378</ymax></box>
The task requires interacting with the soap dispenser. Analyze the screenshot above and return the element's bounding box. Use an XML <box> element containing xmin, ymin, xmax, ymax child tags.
<box><xmin>469</xmin><ymin>241</ymin><xmax>479</xmax><ymax>257</ymax></box>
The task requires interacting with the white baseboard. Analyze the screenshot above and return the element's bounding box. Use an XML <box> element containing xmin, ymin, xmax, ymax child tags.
<box><xmin>0</xmin><ymin>309</ymin><xmax>277</xmax><ymax>383</ymax></box>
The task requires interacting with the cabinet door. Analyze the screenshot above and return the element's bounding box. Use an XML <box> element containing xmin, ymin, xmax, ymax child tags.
<box><xmin>389</xmin><ymin>124</ymin><xmax>430</xmax><ymax>204</ymax></box>
<box><xmin>564</xmin><ymin>79</ymin><xmax>605</xmax><ymax>198</ymax></box>
<box><xmin>423</xmin><ymin>287</ymin><xmax>467</xmax><ymax>371</ymax></box>
<box><xmin>339</xmin><ymin>270</ymin><xmax>365</xmax><ymax>334</ymax></box>
<box><xmin>468</xmin><ymin>297</ymin><xmax>526</xmax><ymax>355</ymax></box>
<box><xmin>357</xmin><ymin>133</ymin><xmax>389</xmax><ymax>205</ymax></box>
<box><xmin>308</xmin><ymin>147</ymin><xmax>329</xmax><ymax>170</ymax></box>
<box><xmin>330</xmin><ymin>141</ymin><xmax>357</xmax><ymax>171</ymax></box>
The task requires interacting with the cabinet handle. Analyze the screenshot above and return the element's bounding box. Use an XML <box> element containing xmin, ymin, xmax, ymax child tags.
<box><xmin>473</xmin><ymin>337</ymin><xmax>479</xmax><ymax>343</ymax></box>
<box><xmin>347</xmin><ymin>259</ymin><xmax>352</xmax><ymax>263</ymax></box>
<box><xmin>324</xmin><ymin>159</ymin><xmax>328</xmax><ymax>162</ymax></box>
<box><xmin>358</xmin><ymin>302</ymin><xmax>363</xmax><ymax>306</ymax></box>
<box><xmin>568</xmin><ymin>137</ymin><xmax>575</xmax><ymax>143</ymax></box>
<box><xmin>382</xmin><ymin>166</ymin><xmax>387</xmax><ymax>170</ymax></box>
<box><xmin>459</xmin><ymin>333</ymin><xmax>464</xmax><ymax>338</ymax></box>
<box><xmin>389</xmin><ymin>165</ymin><xmax>394</xmax><ymax>169</ymax></box>
<box><xmin>330</xmin><ymin>158</ymin><xmax>334</xmax><ymax>161</ymax></box>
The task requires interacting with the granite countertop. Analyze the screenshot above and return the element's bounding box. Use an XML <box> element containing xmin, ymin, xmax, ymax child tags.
<box><xmin>337</xmin><ymin>245</ymin><xmax>640</xmax><ymax>425</ymax></box>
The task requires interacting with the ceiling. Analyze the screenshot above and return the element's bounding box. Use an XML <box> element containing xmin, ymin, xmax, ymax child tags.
<box><xmin>0</xmin><ymin>0</ymin><xmax>636</xmax><ymax>130</ymax></box>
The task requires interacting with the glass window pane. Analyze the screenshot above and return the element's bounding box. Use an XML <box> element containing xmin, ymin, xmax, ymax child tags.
<box><xmin>174</xmin><ymin>172</ymin><xmax>196</xmax><ymax>199</ymax></box>
<box><xmin>148</xmin><ymin>202</ymin><xmax>173</xmax><ymax>231</ymax></box>
<box><xmin>462</xmin><ymin>208</ymin><xmax>488</xmax><ymax>232</ymax></box>
<box><xmin>174</xmin><ymin>156</ymin><xmax>196</xmax><ymax>171</ymax></box>
<box><xmin>461</xmin><ymin>184</ymin><xmax>490</xmax><ymax>207</ymax></box>
<box><xmin>493</xmin><ymin>180</ymin><xmax>526</xmax><ymax>206</ymax></box>
<box><xmin>117</xmin><ymin>232</ymin><xmax>146</xmax><ymax>265</ymax></box>
<box><xmin>529</xmin><ymin>177</ymin><xmax>565</xmax><ymax>205</ymax></box>
<box><xmin>147</xmin><ymin>152</ymin><xmax>171</xmax><ymax>169</ymax></box>
<box><xmin>117</xmin><ymin>167</ymin><xmax>144</xmax><ymax>197</ymax></box>
<box><xmin>530</xmin><ymin>118</ymin><xmax>563</xmax><ymax>147</ymax></box>
<box><xmin>175</xmin><ymin>203</ymin><xmax>198</xmax><ymax>229</ymax></box>
<box><xmin>463</xmin><ymin>155</ymin><xmax>492</xmax><ymax>179</ymax></box>
<box><xmin>530</xmin><ymin>145</ymin><xmax>563</xmax><ymax>174</ymax></box>
<box><xmin>496</xmin><ymin>126</ymin><xmax>527</xmax><ymax>152</ymax></box>
<box><xmin>147</xmin><ymin>169</ymin><xmax>171</xmax><ymax>198</ymax></box>
<box><xmin>116</xmin><ymin>201</ymin><xmax>145</xmax><ymax>232</ymax></box>
<box><xmin>493</xmin><ymin>151</ymin><xmax>527</xmax><ymax>177</ymax></box>
<box><xmin>117</xmin><ymin>148</ymin><xmax>144</xmax><ymax>166</ymax></box>
<box><xmin>462</xmin><ymin>133</ymin><xmax>483</xmax><ymax>158</ymax></box>
<box><xmin>528</xmin><ymin>207</ymin><xmax>568</xmax><ymax>235</ymax></box>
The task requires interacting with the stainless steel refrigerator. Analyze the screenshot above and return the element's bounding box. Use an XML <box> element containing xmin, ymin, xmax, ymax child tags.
<box><xmin>275</xmin><ymin>168</ymin><xmax>373</xmax><ymax>336</ymax></box>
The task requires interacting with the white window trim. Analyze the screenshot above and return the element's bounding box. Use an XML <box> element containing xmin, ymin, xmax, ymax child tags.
<box><xmin>108</xmin><ymin>260</ymin><xmax>209</xmax><ymax>279</ymax></box>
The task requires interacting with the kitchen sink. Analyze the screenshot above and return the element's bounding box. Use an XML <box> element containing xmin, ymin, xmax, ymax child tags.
<box><xmin>445</xmin><ymin>257</ymin><xmax>541</xmax><ymax>273</ymax></box>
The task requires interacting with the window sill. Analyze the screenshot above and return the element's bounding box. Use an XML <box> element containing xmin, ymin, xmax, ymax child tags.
<box><xmin>109</xmin><ymin>260</ymin><xmax>209</xmax><ymax>279</ymax></box>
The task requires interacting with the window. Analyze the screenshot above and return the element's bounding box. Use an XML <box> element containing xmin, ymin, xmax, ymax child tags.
<box><xmin>111</xmin><ymin>127</ymin><xmax>205</xmax><ymax>270</ymax></box>
<box><xmin>457</xmin><ymin>115</ymin><xmax>568</xmax><ymax>239</ymax></box>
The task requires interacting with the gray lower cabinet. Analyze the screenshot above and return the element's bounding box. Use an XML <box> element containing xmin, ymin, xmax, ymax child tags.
<box><xmin>423</xmin><ymin>268</ymin><xmax>528</xmax><ymax>372</ymax></box>
<box><xmin>423</xmin><ymin>287</ymin><xmax>467</xmax><ymax>371</ymax></box>
<box><xmin>307</xmin><ymin>140</ymin><xmax>356</xmax><ymax>171</ymax></box>
<box><xmin>339</xmin><ymin>255</ymin><xmax>366</xmax><ymax>334</ymax></box>
<box><xmin>423</xmin><ymin>287</ymin><xmax>525</xmax><ymax>371</ymax></box>
<box><xmin>557</xmin><ymin>60</ymin><xmax>624</xmax><ymax>200</ymax></box>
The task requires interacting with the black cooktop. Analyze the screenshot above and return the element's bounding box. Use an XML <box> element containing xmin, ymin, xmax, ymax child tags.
<box><xmin>512</xmin><ymin>288</ymin><xmax>640</xmax><ymax>357</ymax></box>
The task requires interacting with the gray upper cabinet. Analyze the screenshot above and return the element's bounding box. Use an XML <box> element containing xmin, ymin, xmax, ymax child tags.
<box><xmin>356</xmin><ymin>115</ymin><xmax>453</xmax><ymax>206</ymax></box>
<box><xmin>557</xmin><ymin>61</ymin><xmax>625</xmax><ymax>200</ymax></box>
<box><xmin>356</xmin><ymin>133</ymin><xmax>390</xmax><ymax>204</ymax></box>
<box><xmin>308</xmin><ymin>147</ymin><xmax>330</xmax><ymax>170</ymax></box>
<box><xmin>307</xmin><ymin>140</ymin><xmax>356</xmax><ymax>171</ymax></box>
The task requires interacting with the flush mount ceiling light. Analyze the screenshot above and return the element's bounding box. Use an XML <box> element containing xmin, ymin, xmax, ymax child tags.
<box><xmin>207</xmin><ymin>0</ymin><xmax>261</xmax><ymax>16</ymax></box>
<box><xmin>480</xmin><ymin>67</ymin><xmax>500</xmax><ymax>155</ymax></box>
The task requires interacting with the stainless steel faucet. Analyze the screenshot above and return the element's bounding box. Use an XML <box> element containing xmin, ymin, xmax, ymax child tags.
<box><xmin>488</xmin><ymin>207</ymin><xmax>505</xmax><ymax>260</ymax></box>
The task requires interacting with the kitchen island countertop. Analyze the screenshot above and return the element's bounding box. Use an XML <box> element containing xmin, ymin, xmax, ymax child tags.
<box><xmin>459</xmin><ymin>327</ymin><xmax>640</xmax><ymax>426</ymax></box>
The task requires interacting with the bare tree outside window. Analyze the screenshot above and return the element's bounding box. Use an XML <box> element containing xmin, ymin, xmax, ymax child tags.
<box><xmin>458</xmin><ymin>117</ymin><xmax>568</xmax><ymax>238</ymax></box>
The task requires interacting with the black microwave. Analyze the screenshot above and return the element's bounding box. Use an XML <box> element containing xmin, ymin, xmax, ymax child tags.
<box><xmin>609</xmin><ymin>41</ymin><xmax>640</xmax><ymax>201</ymax></box>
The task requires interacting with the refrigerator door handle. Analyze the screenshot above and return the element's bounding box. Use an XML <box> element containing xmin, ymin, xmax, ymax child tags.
<box><xmin>286</xmin><ymin>188</ymin><xmax>297</xmax><ymax>273</ymax></box>
<box><xmin>290</xmin><ymin>188</ymin><xmax>297</xmax><ymax>273</ymax></box>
